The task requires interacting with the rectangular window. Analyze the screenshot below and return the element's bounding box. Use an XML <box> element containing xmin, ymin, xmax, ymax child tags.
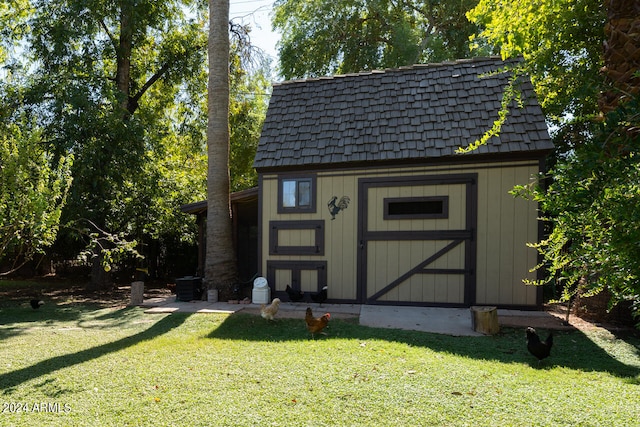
<box><xmin>384</xmin><ymin>196</ymin><xmax>449</xmax><ymax>219</ymax></box>
<box><xmin>278</xmin><ymin>175</ymin><xmax>316</xmax><ymax>213</ymax></box>
<box><xmin>282</xmin><ymin>180</ymin><xmax>298</xmax><ymax>208</ymax></box>
<box><xmin>269</xmin><ymin>220</ymin><xmax>325</xmax><ymax>255</ymax></box>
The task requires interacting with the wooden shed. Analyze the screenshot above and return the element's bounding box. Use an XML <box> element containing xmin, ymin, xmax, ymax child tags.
<box><xmin>254</xmin><ymin>57</ymin><xmax>553</xmax><ymax>308</ymax></box>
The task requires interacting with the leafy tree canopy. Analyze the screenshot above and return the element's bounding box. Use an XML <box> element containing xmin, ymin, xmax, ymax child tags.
<box><xmin>0</xmin><ymin>0</ymin><xmax>269</xmax><ymax>280</ymax></box>
<box><xmin>470</xmin><ymin>0</ymin><xmax>640</xmax><ymax>322</ymax></box>
<box><xmin>273</xmin><ymin>0</ymin><xmax>489</xmax><ymax>79</ymax></box>
<box><xmin>468</xmin><ymin>0</ymin><xmax>605</xmax><ymax>126</ymax></box>
<box><xmin>0</xmin><ymin>116</ymin><xmax>72</xmax><ymax>274</ymax></box>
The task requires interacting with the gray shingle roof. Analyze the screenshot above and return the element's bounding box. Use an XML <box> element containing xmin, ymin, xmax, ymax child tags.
<box><xmin>254</xmin><ymin>57</ymin><xmax>553</xmax><ymax>170</ymax></box>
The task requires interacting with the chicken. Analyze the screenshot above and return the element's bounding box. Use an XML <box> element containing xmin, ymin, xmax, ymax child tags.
<box><xmin>310</xmin><ymin>286</ymin><xmax>328</xmax><ymax>305</ymax></box>
<box><xmin>526</xmin><ymin>327</ymin><xmax>553</xmax><ymax>363</ymax></box>
<box><xmin>285</xmin><ymin>284</ymin><xmax>305</xmax><ymax>302</ymax></box>
<box><xmin>327</xmin><ymin>196</ymin><xmax>350</xmax><ymax>220</ymax></box>
<box><xmin>260</xmin><ymin>298</ymin><xmax>281</xmax><ymax>321</ymax></box>
<box><xmin>305</xmin><ymin>307</ymin><xmax>331</xmax><ymax>338</ymax></box>
<box><xmin>30</xmin><ymin>299</ymin><xmax>44</xmax><ymax>309</ymax></box>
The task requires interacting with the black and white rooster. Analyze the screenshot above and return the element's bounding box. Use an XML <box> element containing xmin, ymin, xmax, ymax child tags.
<box><xmin>30</xmin><ymin>299</ymin><xmax>44</xmax><ymax>309</ymax></box>
<box><xmin>327</xmin><ymin>196</ymin><xmax>350</xmax><ymax>220</ymax></box>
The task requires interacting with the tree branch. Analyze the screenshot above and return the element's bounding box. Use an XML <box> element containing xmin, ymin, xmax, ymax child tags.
<box><xmin>98</xmin><ymin>18</ymin><xmax>118</xmax><ymax>52</ymax></box>
<box><xmin>127</xmin><ymin>42</ymin><xmax>205</xmax><ymax>115</ymax></box>
<box><xmin>127</xmin><ymin>61</ymin><xmax>172</xmax><ymax>114</ymax></box>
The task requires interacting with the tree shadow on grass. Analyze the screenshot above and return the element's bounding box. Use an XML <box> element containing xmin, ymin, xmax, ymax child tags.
<box><xmin>0</xmin><ymin>303</ymin><xmax>151</xmax><ymax>340</ymax></box>
<box><xmin>0</xmin><ymin>312</ymin><xmax>191</xmax><ymax>394</ymax></box>
<box><xmin>207</xmin><ymin>312</ymin><xmax>640</xmax><ymax>380</ymax></box>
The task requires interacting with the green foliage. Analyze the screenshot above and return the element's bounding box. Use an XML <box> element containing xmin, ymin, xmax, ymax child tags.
<box><xmin>1</xmin><ymin>1</ymin><xmax>269</xmax><ymax>277</ymax></box>
<box><xmin>273</xmin><ymin>0</ymin><xmax>487</xmax><ymax>79</ymax></box>
<box><xmin>229</xmin><ymin>49</ymin><xmax>269</xmax><ymax>192</ymax></box>
<box><xmin>0</xmin><ymin>118</ymin><xmax>73</xmax><ymax>273</ymax></box>
<box><xmin>457</xmin><ymin>67</ymin><xmax>524</xmax><ymax>153</ymax></box>
<box><xmin>467</xmin><ymin>0</ymin><xmax>605</xmax><ymax>124</ymax></box>
<box><xmin>468</xmin><ymin>0</ymin><xmax>640</xmax><ymax>322</ymax></box>
<box><xmin>72</xmin><ymin>219</ymin><xmax>142</xmax><ymax>273</ymax></box>
<box><xmin>512</xmin><ymin>98</ymin><xmax>640</xmax><ymax>321</ymax></box>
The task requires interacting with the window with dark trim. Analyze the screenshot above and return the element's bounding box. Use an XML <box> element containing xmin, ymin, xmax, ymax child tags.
<box><xmin>278</xmin><ymin>175</ymin><xmax>316</xmax><ymax>213</ymax></box>
<box><xmin>384</xmin><ymin>196</ymin><xmax>449</xmax><ymax>219</ymax></box>
<box><xmin>269</xmin><ymin>220</ymin><xmax>325</xmax><ymax>255</ymax></box>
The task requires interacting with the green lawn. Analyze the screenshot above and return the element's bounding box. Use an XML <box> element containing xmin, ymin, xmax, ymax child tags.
<box><xmin>0</xmin><ymin>284</ymin><xmax>639</xmax><ymax>426</ymax></box>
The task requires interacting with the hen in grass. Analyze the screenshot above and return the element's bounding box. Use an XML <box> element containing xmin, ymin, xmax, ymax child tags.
<box><xmin>305</xmin><ymin>307</ymin><xmax>330</xmax><ymax>338</ymax></box>
<box><xmin>285</xmin><ymin>284</ymin><xmax>305</xmax><ymax>302</ymax></box>
<box><xmin>260</xmin><ymin>298</ymin><xmax>281</xmax><ymax>321</ymax></box>
<box><xmin>310</xmin><ymin>286</ymin><xmax>328</xmax><ymax>305</ymax></box>
<box><xmin>30</xmin><ymin>299</ymin><xmax>44</xmax><ymax>309</ymax></box>
<box><xmin>526</xmin><ymin>327</ymin><xmax>553</xmax><ymax>363</ymax></box>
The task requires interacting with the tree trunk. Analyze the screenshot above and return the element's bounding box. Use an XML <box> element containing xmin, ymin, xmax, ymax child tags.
<box><xmin>117</xmin><ymin>0</ymin><xmax>133</xmax><ymax>115</ymax></box>
<box><xmin>88</xmin><ymin>252</ymin><xmax>112</xmax><ymax>291</ymax></box>
<box><xmin>600</xmin><ymin>0</ymin><xmax>640</xmax><ymax>114</ymax></box>
<box><xmin>205</xmin><ymin>0</ymin><xmax>238</xmax><ymax>300</ymax></box>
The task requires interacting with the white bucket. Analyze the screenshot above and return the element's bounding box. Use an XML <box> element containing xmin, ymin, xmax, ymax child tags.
<box><xmin>207</xmin><ymin>289</ymin><xmax>218</xmax><ymax>303</ymax></box>
<box><xmin>252</xmin><ymin>277</ymin><xmax>270</xmax><ymax>304</ymax></box>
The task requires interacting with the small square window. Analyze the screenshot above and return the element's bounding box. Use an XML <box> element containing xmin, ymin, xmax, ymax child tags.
<box><xmin>278</xmin><ymin>175</ymin><xmax>316</xmax><ymax>213</ymax></box>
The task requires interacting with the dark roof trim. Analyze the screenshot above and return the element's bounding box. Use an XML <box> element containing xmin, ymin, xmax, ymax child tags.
<box><xmin>255</xmin><ymin>150</ymin><xmax>551</xmax><ymax>175</ymax></box>
<box><xmin>180</xmin><ymin>200</ymin><xmax>207</xmax><ymax>215</ymax></box>
<box><xmin>180</xmin><ymin>187</ymin><xmax>258</xmax><ymax>215</ymax></box>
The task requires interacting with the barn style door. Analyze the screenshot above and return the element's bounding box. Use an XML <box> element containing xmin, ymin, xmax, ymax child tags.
<box><xmin>357</xmin><ymin>174</ymin><xmax>477</xmax><ymax>306</ymax></box>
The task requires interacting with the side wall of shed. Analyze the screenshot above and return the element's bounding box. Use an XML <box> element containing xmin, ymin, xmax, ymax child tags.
<box><xmin>259</xmin><ymin>159</ymin><xmax>543</xmax><ymax>307</ymax></box>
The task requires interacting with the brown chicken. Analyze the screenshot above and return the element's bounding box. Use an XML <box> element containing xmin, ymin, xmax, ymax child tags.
<box><xmin>305</xmin><ymin>307</ymin><xmax>331</xmax><ymax>338</ymax></box>
<box><xmin>260</xmin><ymin>298</ymin><xmax>281</xmax><ymax>321</ymax></box>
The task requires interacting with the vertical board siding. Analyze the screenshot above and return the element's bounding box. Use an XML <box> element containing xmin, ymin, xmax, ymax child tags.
<box><xmin>278</xmin><ymin>228</ymin><xmax>315</xmax><ymax>247</ymax></box>
<box><xmin>275</xmin><ymin>269</ymin><xmax>291</xmax><ymax>290</ymax></box>
<box><xmin>474</xmin><ymin>164</ymin><xmax>540</xmax><ymax>306</ymax></box>
<box><xmin>260</xmin><ymin>161</ymin><xmax>542</xmax><ymax>306</ymax></box>
<box><xmin>300</xmin><ymin>269</ymin><xmax>319</xmax><ymax>291</ymax></box>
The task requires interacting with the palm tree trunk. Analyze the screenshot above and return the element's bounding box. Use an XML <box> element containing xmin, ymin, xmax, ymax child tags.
<box><xmin>600</xmin><ymin>0</ymin><xmax>640</xmax><ymax>114</ymax></box>
<box><xmin>205</xmin><ymin>0</ymin><xmax>238</xmax><ymax>299</ymax></box>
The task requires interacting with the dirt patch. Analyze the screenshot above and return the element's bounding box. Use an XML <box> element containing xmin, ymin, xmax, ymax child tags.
<box><xmin>0</xmin><ymin>277</ymin><xmax>173</xmax><ymax>308</ymax></box>
<box><xmin>500</xmin><ymin>303</ymin><xmax>638</xmax><ymax>335</ymax></box>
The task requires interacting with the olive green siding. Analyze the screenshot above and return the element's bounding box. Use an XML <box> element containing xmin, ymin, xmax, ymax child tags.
<box><xmin>259</xmin><ymin>159</ymin><xmax>541</xmax><ymax>307</ymax></box>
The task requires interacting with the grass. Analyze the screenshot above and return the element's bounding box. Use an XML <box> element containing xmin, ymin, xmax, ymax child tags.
<box><xmin>1</xmin><ymin>281</ymin><xmax>639</xmax><ymax>426</ymax></box>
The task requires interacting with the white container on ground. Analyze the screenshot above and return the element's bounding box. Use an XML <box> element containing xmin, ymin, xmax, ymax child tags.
<box><xmin>252</xmin><ymin>277</ymin><xmax>270</xmax><ymax>304</ymax></box>
<box><xmin>207</xmin><ymin>289</ymin><xmax>218</xmax><ymax>303</ymax></box>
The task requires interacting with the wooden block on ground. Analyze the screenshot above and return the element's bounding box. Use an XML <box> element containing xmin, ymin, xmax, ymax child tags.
<box><xmin>470</xmin><ymin>306</ymin><xmax>499</xmax><ymax>335</ymax></box>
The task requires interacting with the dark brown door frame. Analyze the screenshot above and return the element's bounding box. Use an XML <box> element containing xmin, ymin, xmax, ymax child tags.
<box><xmin>356</xmin><ymin>174</ymin><xmax>478</xmax><ymax>306</ymax></box>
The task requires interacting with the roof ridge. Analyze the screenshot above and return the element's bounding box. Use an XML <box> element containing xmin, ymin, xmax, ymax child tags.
<box><xmin>273</xmin><ymin>56</ymin><xmax>509</xmax><ymax>86</ymax></box>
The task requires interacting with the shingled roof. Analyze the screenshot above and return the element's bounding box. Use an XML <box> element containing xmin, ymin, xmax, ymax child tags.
<box><xmin>254</xmin><ymin>57</ymin><xmax>553</xmax><ymax>170</ymax></box>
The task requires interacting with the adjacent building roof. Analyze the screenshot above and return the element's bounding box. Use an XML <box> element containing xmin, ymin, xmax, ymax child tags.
<box><xmin>180</xmin><ymin>187</ymin><xmax>258</xmax><ymax>215</ymax></box>
<box><xmin>254</xmin><ymin>57</ymin><xmax>553</xmax><ymax>170</ymax></box>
